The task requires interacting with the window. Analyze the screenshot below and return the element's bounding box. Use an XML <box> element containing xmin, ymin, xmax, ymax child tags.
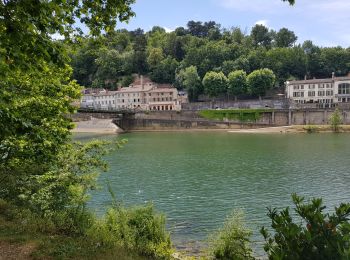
<box><xmin>293</xmin><ymin>85</ymin><xmax>299</xmax><ymax>90</ymax></box>
<box><xmin>338</xmin><ymin>83</ymin><xmax>350</xmax><ymax>94</ymax></box>
<box><xmin>319</xmin><ymin>84</ymin><xmax>324</xmax><ymax>89</ymax></box>
<box><xmin>309</xmin><ymin>85</ymin><xmax>315</xmax><ymax>89</ymax></box>
<box><xmin>308</xmin><ymin>91</ymin><xmax>315</xmax><ymax>97</ymax></box>
<box><xmin>300</xmin><ymin>85</ymin><xmax>304</xmax><ymax>89</ymax></box>
<box><xmin>326</xmin><ymin>90</ymin><xmax>333</xmax><ymax>96</ymax></box>
<box><xmin>318</xmin><ymin>91</ymin><xmax>325</xmax><ymax>96</ymax></box>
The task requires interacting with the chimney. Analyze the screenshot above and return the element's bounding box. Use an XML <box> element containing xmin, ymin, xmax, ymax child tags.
<box><xmin>332</xmin><ymin>72</ymin><xmax>335</xmax><ymax>79</ymax></box>
<box><xmin>141</xmin><ymin>75</ymin><xmax>144</xmax><ymax>90</ymax></box>
<box><xmin>348</xmin><ymin>72</ymin><xmax>350</xmax><ymax>77</ymax></box>
<box><xmin>304</xmin><ymin>75</ymin><xmax>307</xmax><ymax>80</ymax></box>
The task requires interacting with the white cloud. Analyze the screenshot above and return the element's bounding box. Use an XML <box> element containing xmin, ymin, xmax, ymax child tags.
<box><xmin>255</xmin><ymin>20</ymin><xmax>269</xmax><ymax>27</ymax></box>
<box><xmin>164</xmin><ymin>27</ymin><xmax>175</xmax><ymax>33</ymax></box>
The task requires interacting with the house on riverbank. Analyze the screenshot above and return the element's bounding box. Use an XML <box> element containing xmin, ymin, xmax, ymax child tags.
<box><xmin>80</xmin><ymin>76</ymin><xmax>187</xmax><ymax>111</ymax></box>
<box><xmin>286</xmin><ymin>73</ymin><xmax>350</xmax><ymax>108</ymax></box>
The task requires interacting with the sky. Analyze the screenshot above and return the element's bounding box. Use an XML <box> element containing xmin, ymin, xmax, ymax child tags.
<box><xmin>117</xmin><ymin>0</ymin><xmax>350</xmax><ymax>47</ymax></box>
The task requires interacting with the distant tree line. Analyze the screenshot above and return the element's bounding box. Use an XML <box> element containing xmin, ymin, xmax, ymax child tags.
<box><xmin>70</xmin><ymin>21</ymin><xmax>350</xmax><ymax>101</ymax></box>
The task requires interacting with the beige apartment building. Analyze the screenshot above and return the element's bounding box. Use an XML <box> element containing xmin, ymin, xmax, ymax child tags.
<box><xmin>80</xmin><ymin>76</ymin><xmax>186</xmax><ymax>111</ymax></box>
<box><xmin>286</xmin><ymin>73</ymin><xmax>350</xmax><ymax>107</ymax></box>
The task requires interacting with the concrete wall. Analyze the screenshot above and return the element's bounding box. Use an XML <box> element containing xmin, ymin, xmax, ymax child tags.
<box><xmin>75</xmin><ymin>108</ymin><xmax>350</xmax><ymax>132</ymax></box>
<box><xmin>181</xmin><ymin>99</ymin><xmax>289</xmax><ymax>110</ymax></box>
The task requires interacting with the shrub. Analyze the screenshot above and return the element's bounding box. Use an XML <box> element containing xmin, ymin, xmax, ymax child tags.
<box><xmin>329</xmin><ymin>108</ymin><xmax>342</xmax><ymax>132</ymax></box>
<box><xmin>303</xmin><ymin>125</ymin><xmax>318</xmax><ymax>133</ymax></box>
<box><xmin>87</xmin><ymin>203</ymin><xmax>173</xmax><ymax>259</ymax></box>
<box><xmin>261</xmin><ymin>194</ymin><xmax>350</xmax><ymax>259</ymax></box>
<box><xmin>208</xmin><ymin>210</ymin><xmax>253</xmax><ymax>260</ymax></box>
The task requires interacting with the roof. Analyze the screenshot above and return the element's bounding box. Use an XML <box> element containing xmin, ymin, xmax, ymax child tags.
<box><xmin>117</xmin><ymin>85</ymin><xmax>153</xmax><ymax>93</ymax></box>
<box><xmin>94</xmin><ymin>91</ymin><xmax>118</xmax><ymax>96</ymax></box>
<box><xmin>287</xmin><ymin>78</ymin><xmax>334</xmax><ymax>84</ymax></box>
<box><xmin>149</xmin><ymin>87</ymin><xmax>177</xmax><ymax>93</ymax></box>
<box><xmin>287</xmin><ymin>76</ymin><xmax>350</xmax><ymax>85</ymax></box>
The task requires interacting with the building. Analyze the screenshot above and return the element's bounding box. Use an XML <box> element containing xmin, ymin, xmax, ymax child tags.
<box><xmin>80</xmin><ymin>76</ymin><xmax>187</xmax><ymax>111</ymax></box>
<box><xmin>286</xmin><ymin>73</ymin><xmax>350</xmax><ymax>107</ymax></box>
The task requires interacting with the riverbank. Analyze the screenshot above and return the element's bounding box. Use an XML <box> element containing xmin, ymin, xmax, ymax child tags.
<box><xmin>228</xmin><ymin>125</ymin><xmax>350</xmax><ymax>133</ymax></box>
<box><xmin>72</xmin><ymin>119</ymin><xmax>120</xmax><ymax>134</ymax></box>
<box><xmin>72</xmin><ymin>119</ymin><xmax>350</xmax><ymax>134</ymax></box>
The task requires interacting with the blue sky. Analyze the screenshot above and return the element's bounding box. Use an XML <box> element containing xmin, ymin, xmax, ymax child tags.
<box><xmin>117</xmin><ymin>0</ymin><xmax>350</xmax><ymax>47</ymax></box>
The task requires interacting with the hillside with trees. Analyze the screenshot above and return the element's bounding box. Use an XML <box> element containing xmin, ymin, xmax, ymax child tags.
<box><xmin>70</xmin><ymin>21</ymin><xmax>350</xmax><ymax>101</ymax></box>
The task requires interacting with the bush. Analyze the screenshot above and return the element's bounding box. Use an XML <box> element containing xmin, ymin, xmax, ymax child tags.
<box><xmin>87</xmin><ymin>203</ymin><xmax>173</xmax><ymax>259</ymax></box>
<box><xmin>261</xmin><ymin>194</ymin><xmax>350</xmax><ymax>259</ymax></box>
<box><xmin>208</xmin><ymin>210</ymin><xmax>253</xmax><ymax>260</ymax></box>
<box><xmin>303</xmin><ymin>125</ymin><xmax>318</xmax><ymax>133</ymax></box>
<box><xmin>330</xmin><ymin>108</ymin><xmax>342</xmax><ymax>132</ymax></box>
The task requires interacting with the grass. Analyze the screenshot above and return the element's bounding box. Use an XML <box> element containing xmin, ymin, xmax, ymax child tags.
<box><xmin>296</xmin><ymin>125</ymin><xmax>350</xmax><ymax>133</ymax></box>
<box><xmin>198</xmin><ymin>109</ymin><xmax>272</xmax><ymax>122</ymax></box>
<box><xmin>0</xmin><ymin>214</ymin><xmax>147</xmax><ymax>260</ymax></box>
<box><xmin>0</xmin><ymin>199</ymin><xmax>156</xmax><ymax>260</ymax></box>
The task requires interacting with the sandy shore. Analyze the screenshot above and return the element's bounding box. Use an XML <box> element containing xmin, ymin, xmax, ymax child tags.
<box><xmin>71</xmin><ymin>119</ymin><xmax>350</xmax><ymax>134</ymax></box>
<box><xmin>228</xmin><ymin>126</ymin><xmax>297</xmax><ymax>134</ymax></box>
<box><xmin>71</xmin><ymin>119</ymin><xmax>120</xmax><ymax>134</ymax></box>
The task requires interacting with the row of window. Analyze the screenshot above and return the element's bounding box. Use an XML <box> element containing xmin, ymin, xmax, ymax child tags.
<box><xmin>292</xmin><ymin>83</ymin><xmax>333</xmax><ymax>90</ymax></box>
<box><xmin>114</xmin><ymin>92</ymin><xmax>174</xmax><ymax>98</ymax></box>
<box><xmin>294</xmin><ymin>99</ymin><xmax>334</xmax><ymax>104</ymax></box>
<box><xmin>293</xmin><ymin>90</ymin><xmax>334</xmax><ymax>97</ymax></box>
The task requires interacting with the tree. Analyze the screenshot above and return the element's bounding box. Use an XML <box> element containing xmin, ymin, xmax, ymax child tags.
<box><xmin>247</xmin><ymin>69</ymin><xmax>276</xmax><ymax>97</ymax></box>
<box><xmin>0</xmin><ymin>0</ymin><xmax>135</xmax><ymax>212</ymax></box>
<box><xmin>147</xmin><ymin>47</ymin><xmax>165</xmax><ymax>68</ymax></box>
<box><xmin>150</xmin><ymin>57</ymin><xmax>179</xmax><ymax>83</ymax></box>
<box><xmin>202</xmin><ymin>71</ymin><xmax>228</xmax><ymax>98</ymax></box>
<box><xmin>228</xmin><ymin>70</ymin><xmax>248</xmax><ymax>99</ymax></box>
<box><xmin>131</xmin><ymin>29</ymin><xmax>148</xmax><ymax>74</ymax></box>
<box><xmin>302</xmin><ymin>40</ymin><xmax>324</xmax><ymax>78</ymax></box>
<box><xmin>176</xmin><ymin>66</ymin><xmax>203</xmax><ymax>101</ymax></box>
<box><xmin>275</xmin><ymin>28</ymin><xmax>297</xmax><ymax>47</ymax></box>
<box><xmin>263</xmin><ymin>47</ymin><xmax>307</xmax><ymax>85</ymax></box>
<box><xmin>251</xmin><ymin>24</ymin><xmax>273</xmax><ymax>48</ymax></box>
<box><xmin>329</xmin><ymin>108</ymin><xmax>342</xmax><ymax>132</ymax></box>
<box><xmin>94</xmin><ymin>48</ymin><xmax>133</xmax><ymax>88</ymax></box>
<box><xmin>261</xmin><ymin>194</ymin><xmax>350</xmax><ymax>259</ymax></box>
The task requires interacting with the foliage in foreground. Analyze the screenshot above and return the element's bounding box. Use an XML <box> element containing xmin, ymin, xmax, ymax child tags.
<box><xmin>209</xmin><ymin>210</ymin><xmax>253</xmax><ymax>260</ymax></box>
<box><xmin>0</xmin><ymin>200</ymin><xmax>143</xmax><ymax>260</ymax></box>
<box><xmin>261</xmin><ymin>194</ymin><xmax>350</xmax><ymax>259</ymax></box>
<box><xmin>88</xmin><ymin>204</ymin><xmax>172</xmax><ymax>259</ymax></box>
<box><xmin>0</xmin><ymin>198</ymin><xmax>171</xmax><ymax>260</ymax></box>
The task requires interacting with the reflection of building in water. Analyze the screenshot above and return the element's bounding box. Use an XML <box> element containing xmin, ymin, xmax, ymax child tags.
<box><xmin>286</xmin><ymin>73</ymin><xmax>350</xmax><ymax>108</ymax></box>
<box><xmin>80</xmin><ymin>76</ymin><xmax>187</xmax><ymax>111</ymax></box>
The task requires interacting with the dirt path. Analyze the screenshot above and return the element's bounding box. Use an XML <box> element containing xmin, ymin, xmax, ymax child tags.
<box><xmin>228</xmin><ymin>126</ymin><xmax>297</xmax><ymax>133</ymax></box>
<box><xmin>0</xmin><ymin>241</ymin><xmax>36</xmax><ymax>260</ymax></box>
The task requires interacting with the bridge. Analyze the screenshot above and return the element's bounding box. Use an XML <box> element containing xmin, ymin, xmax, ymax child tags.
<box><xmin>77</xmin><ymin>108</ymin><xmax>137</xmax><ymax>131</ymax></box>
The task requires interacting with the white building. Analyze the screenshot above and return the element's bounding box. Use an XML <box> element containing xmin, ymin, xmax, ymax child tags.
<box><xmin>80</xmin><ymin>76</ymin><xmax>186</xmax><ymax>111</ymax></box>
<box><xmin>286</xmin><ymin>74</ymin><xmax>350</xmax><ymax>107</ymax></box>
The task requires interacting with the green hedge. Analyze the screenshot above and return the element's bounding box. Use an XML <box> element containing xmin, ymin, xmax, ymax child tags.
<box><xmin>198</xmin><ymin>109</ymin><xmax>272</xmax><ymax>122</ymax></box>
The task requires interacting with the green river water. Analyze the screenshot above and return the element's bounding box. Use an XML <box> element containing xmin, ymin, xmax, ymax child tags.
<box><xmin>76</xmin><ymin>132</ymin><xmax>350</xmax><ymax>256</ymax></box>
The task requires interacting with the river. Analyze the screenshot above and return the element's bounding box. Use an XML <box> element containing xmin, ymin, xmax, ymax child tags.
<box><xmin>75</xmin><ymin>132</ymin><xmax>350</xmax><ymax>256</ymax></box>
